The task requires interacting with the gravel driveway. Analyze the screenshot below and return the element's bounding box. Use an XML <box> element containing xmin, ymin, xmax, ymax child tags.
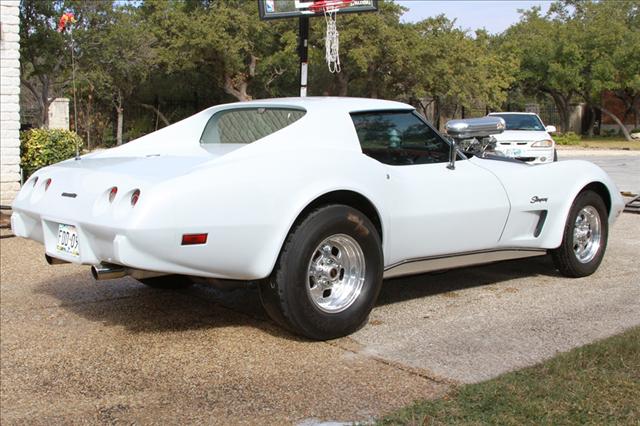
<box><xmin>2</xmin><ymin>179</ymin><xmax>638</xmax><ymax>423</ymax></box>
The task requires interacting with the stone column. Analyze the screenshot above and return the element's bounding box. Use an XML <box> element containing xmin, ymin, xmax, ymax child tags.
<box><xmin>48</xmin><ymin>98</ymin><xmax>70</xmax><ymax>130</ymax></box>
<box><xmin>0</xmin><ymin>0</ymin><xmax>21</xmax><ymax>206</ymax></box>
<box><xmin>568</xmin><ymin>103</ymin><xmax>585</xmax><ymax>134</ymax></box>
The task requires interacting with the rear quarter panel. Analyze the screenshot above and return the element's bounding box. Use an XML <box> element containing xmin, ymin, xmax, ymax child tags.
<box><xmin>135</xmin><ymin>147</ymin><xmax>391</xmax><ymax>280</ymax></box>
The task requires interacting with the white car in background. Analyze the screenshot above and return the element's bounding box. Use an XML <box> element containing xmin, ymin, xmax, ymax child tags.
<box><xmin>488</xmin><ymin>112</ymin><xmax>557</xmax><ymax>164</ymax></box>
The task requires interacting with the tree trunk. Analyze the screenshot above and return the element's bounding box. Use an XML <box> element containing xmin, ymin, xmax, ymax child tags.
<box><xmin>335</xmin><ymin>72</ymin><xmax>348</xmax><ymax>97</ymax></box>
<box><xmin>586</xmin><ymin>105</ymin><xmax>596</xmax><ymax>137</ymax></box>
<box><xmin>140</xmin><ymin>103</ymin><xmax>170</xmax><ymax>127</ymax></box>
<box><xmin>116</xmin><ymin>106</ymin><xmax>123</xmax><ymax>145</ymax></box>
<box><xmin>115</xmin><ymin>90</ymin><xmax>124</xmax><ymax>145</ymax></box>
<box><xmin>596</xmin><ymin>106</ymin><xmax>632</xmax><ymax>141</ymax></box>
<box><xmin>223</xmin><ymin>75</ymin><xmax>252</xmax><ymax>101</ymax></box>
<box><xmin>366</xmin><ymin>65</ymin><xmax>378</xmax><ymax>98</ymax></box>
<box><xmin>434</xmin><ymin>97</ymin><xmax>441</xmax><ymax>131</ymax></box>
<box><xmin>86</xmin><ymin>92</ymin><xmax>93</xmax><ymax>150</ymax></box>
<box><xmin>548</xmin><ymin>92</ymin><xmax>570</xmax><ymax>133</ymax></box>
<box><xmin>223</xmin><ymin>56</ymin><xmax>257</xmax><ymax>102</ymax></box>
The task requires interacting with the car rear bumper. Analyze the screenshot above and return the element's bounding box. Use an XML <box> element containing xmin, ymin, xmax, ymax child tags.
<box><xmin>11</xmin><ymin>208</ymin><xmax>273</xmax><ymax>281</ymax></box>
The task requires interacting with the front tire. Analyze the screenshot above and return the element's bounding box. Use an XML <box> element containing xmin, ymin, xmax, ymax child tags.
<box><xmin>552</xmin><ymin>190</ymin><xmax>608</xmax><ymax>277</ymax></box>
<box><xmin>259</xmin><ymin>205</ymin><xmax>383</xmax><ymax>340</ymax></box>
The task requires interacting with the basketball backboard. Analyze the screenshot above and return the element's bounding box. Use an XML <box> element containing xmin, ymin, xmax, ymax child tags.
<box><xmin>258</xmin><ymin>0</ymin><xmax>378</xmax><ymax>20</ymax></box>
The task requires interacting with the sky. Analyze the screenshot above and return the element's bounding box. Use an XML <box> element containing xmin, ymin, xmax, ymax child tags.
<box><xmin>396</xmin><ymin>1</ymin><xmax>552</xmax><ymax>34</ymax></box>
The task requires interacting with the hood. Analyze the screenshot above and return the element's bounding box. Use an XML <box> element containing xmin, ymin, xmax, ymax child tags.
<box><xmin>493</xmin><ymin>130</ymin><xmax>552</xmax><ymax>143</ymax></box>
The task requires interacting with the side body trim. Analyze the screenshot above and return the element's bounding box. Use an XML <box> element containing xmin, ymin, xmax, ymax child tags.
<box><xmin>383</xmin><ymin>248</ymin><xmax>547</xmax><ymax>279</ymax></box>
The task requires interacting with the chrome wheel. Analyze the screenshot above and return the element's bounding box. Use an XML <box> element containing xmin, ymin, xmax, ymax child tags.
<box><xmin>572</xmin><ymin>205</ymin><xmax>602</xmax><ymax>264</ymax></box>
<box><xmin>307</xmin><ymin>234</ymin><xmax>366</xmax><ymax>313</ymax></box>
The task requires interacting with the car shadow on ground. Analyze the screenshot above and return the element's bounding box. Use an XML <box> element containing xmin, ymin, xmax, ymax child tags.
<box><xmin>377</xmin><ymin>254</ymin><xmax>561</xmax><ymax>307</ymax></box>
<box><xmin>33</xmin><ymin>254</ymin><xmax>560</xmax><ymax>339</ymax></box>
<box><xmin>32</xmin><ymin>273</ymin><xmax>296</xmax><ymax>339</ymax></box>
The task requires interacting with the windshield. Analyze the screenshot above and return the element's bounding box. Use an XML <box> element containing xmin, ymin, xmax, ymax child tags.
<box><xmin>491</xmin><ymin>114</ymin><xmax>544</xmax><ymax>131</ymax></box>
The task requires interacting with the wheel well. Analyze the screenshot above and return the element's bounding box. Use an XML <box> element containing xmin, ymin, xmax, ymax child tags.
<box><xmin>295</xmin><ymin>191</ymin><xmax>383</xmax><ymax>241</ymax></box>
<box><xmin>582</xmin><ymin>182</ymin><xmax>612</xmax><ymax>216</ymax></box>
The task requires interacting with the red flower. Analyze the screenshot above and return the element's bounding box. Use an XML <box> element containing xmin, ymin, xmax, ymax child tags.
<box><xmin>57</xmin><ymin>12</ymin><xmax>76</xmax><ymax>33</ymax></box>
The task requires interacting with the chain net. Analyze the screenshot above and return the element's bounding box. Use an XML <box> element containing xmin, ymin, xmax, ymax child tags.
<box><xmin>324</xmin><ymin>8</ymin><xmax>341</xmax><ymax>73</ymax></box>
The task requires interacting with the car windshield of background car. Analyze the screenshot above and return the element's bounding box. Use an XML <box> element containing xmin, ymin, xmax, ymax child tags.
<box><xmin>494</xmin><ymin>114</ymin><xmax>545</xmax><ymax>131</ymax></box>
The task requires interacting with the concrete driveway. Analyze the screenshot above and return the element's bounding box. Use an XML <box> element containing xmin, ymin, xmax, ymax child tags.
<box><xmin>557</xmin><ymin>149</ymin><xmax>640</xmax><ymax>193</ymax></box>
<box><xmin>2</xmin><ymin>177</ymin><xmax>639</xmax><ymax>423</ymax></box>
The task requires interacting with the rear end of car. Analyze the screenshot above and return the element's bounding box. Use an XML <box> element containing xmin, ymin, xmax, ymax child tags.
<box><xmin>13</xmin><ymin>160</ymin><xmax>155</xmax><ymax>267</ymax></box>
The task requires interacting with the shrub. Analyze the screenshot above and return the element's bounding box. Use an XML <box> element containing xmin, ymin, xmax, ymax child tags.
<box><xmin>554</xmin><ymin>132</ymin><xmax>581</xmax><ymax>146</ymax></box>
<box><xmin>20</xmin><ymin>129</ymin><xmax>83</xmax><ymax>178</ymax></box>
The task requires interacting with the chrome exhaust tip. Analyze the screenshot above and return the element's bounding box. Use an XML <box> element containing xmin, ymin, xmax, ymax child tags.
<box><xmin>91</xmin><ymin>263</ymin><xmax>126</xmax><ymax>281</ymax></box>
<box><xmin>45</xmin><ymin>254</ymin><xmax>69</xmax><ymax>265</ymax></box>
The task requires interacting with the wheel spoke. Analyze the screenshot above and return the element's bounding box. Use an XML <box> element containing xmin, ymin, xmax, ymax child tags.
<box><xmin>306</xmin><ymin>234</ymin><xmax>365</xmax><ymax>313</ymax></box>
<box><xmin>571</xmin><ymin>205</ymin><xmax>602</xmax><ymax>263</ymax></box>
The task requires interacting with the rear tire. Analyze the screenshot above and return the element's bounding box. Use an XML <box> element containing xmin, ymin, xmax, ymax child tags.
<box><xmin>552</xmin><ymin>190</ymin><xmax>608</xmax><ymax>277</ymax></box>
<box><xmin>259</xmin><ymin>204</ymin><xmax>383</xmax><ymax>340</ymax></box>
<box><xmin>138</xmin><ymin>275</ymin><xmax>193</xmax><ymax>289</ymax></box>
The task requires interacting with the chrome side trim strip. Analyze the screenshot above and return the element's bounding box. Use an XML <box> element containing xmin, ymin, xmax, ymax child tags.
<box><xmin>383</xmin><ymin>249</ymin><xmax>547</xmax><ymax>279</ymax></box>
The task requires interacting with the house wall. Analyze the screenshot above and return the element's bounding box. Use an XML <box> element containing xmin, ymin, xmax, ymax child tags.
<box><xmin>0</xmin><ymin>0</ymin><xmax>21</xmax><ymax>206</ymax></box>
<box><xmin>601</xmin><ymin>91</ymin><xmax>640</xmax><ymax>132</ymax></box>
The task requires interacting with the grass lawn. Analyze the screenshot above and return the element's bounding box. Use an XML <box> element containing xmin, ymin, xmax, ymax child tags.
<box><xmin>379</xmin><ymin>327</ymin><xmax>640</xmax><ymax>425</ymax></box>
<box><xmin>579</xmin><ymin>138</ymin><xmax>640</xmax><ymax>150</ymax></box>
<box><xmin>555</xmin><ymin>136</ymin><xmax>639</xmax><ymax>150</ymax></box>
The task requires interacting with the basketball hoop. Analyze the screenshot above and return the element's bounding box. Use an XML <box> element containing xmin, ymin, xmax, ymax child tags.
<box><xmin>309</xmin><ymin>0</ymin><xmax>353</xmax><ymax>73</ymax></box>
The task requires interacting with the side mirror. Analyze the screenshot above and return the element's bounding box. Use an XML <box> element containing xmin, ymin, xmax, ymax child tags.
<box><xmin>444</xmin><ymin>117</ymin><xmax>506</xmax><ymax>170</ymax></box>
<box><xmin>545</xmin><ymin>125</ymin><xmax>557</xmax><ymax>133</ymax></box>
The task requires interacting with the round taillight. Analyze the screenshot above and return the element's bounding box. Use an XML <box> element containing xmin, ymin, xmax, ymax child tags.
<box><xmin>108</xmin><ymin>187</ymin><xmax>118</xmax><ymax>203</ymax></box>
<box><xmin>131</xmin><ymin>189</ymin><xmax>140</xmax><ymax>206</ymax></box>
<box><xmin>32</xmin><ymin>176</ymin><xmax>39</xmax><ymax>187</ymax></box>
<box><xmin>44</xmin><ymin>178</ymin><xmax>52</xmax><ymax>191</ymax></box>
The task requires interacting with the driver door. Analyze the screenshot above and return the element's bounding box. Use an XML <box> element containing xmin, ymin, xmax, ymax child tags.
<box><xmin>352</xmin><ymin>111</ymin><xmax>510</xmax><ymax>266</ymax></box>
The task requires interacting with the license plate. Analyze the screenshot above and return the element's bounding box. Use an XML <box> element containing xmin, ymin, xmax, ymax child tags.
<box><xmin>506</xmin><ymin>149</ymin><xmax>522</xmax><ymax>157</ymax></box>
<box><xmin>56</xmin><ymin>224</ymin><xmax>80</xmax><ymax>257</ymax></box>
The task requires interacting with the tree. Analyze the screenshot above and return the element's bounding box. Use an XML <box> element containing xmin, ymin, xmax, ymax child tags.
<box><xmin>401</xmin><ymin>17</ymin><xmax>516</xmax><ymax>128</ymax></box>
<box><xmin>501</xmin><ymin>7</ymin><xmax>583</xmax><ymax>133</ymax></box>
<box><xmin>306</xmin><ymin>1</ymin><xmax>410</xmax><ymax>98</ymax></box>
<box><xmin>19</xmin><ymin>0</ymin><xmax>70</xmax><ymax>128</ymax></box>
<box><xmin>503</xmin><ymin>0</ymin><xmax>639</xmax><ymax>138</ymax></box>
<box><xmin>552</xmin><ymin>0</ymin><xmax>639</xmax><ymax>139</ymax></box>
<box><xmin>144</xmin><ymin>0</ymin><xmax>297</xmax><ymax>102</ymax></box>
<box><xmin>76</xmin><ymin>4</ymin><xmax>155</xmax><ymax>145</ymax></box>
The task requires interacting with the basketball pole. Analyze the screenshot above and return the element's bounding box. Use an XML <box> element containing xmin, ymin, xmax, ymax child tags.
<box><xmin>298</xmin><ymin>16</ymin><xmax>309</xmax><ymax>97</ymax></box>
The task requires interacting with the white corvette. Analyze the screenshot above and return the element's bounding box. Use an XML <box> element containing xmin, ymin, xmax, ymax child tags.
<box><xmin>12</xmin><ymin>98</ymin><xmax>624</xmax><ymax>340</ymax></box>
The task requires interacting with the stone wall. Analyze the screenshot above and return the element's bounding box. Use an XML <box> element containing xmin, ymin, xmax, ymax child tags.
<box><xmin>1</xmin><ymin>0</ymin><xmax>21</xmax><ymax>206</ymax></box>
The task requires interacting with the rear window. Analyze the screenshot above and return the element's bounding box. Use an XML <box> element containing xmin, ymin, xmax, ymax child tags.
<box><xmin>200</xmin><ymin>107</ymin><xmax>305</xmax><ymax>144</ymax></box>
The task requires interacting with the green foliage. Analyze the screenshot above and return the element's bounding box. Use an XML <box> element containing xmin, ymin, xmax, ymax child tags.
<box><xmin>500</xmin><ymin>0</ymin><xmax>640</xmax><ymax>135</ymax></box>
<box><xmin>379</xmin><ymin>327</ymin><xmax>640</xmax><ymax>425</ymax></box>
<box><xmin>554</xmin><ymin>132</ymin><xmax>581</xmax><ymax>145</ymax></box>
<box><xmin>20</xmin><ymin>129</ymin><xmax>83</xmax><ymax>178</ymax></box>
<box><xmin>19</xmin><ymin>0</ymin><xmax>640</xmax><ymax>144</ymax></box>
